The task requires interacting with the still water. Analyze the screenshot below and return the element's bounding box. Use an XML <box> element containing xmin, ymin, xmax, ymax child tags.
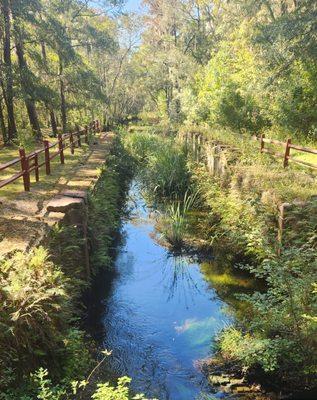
<box><xmin>90</xmin><ymin>183</ymin><xmax>237</xmax><ymax>399</ymax></box>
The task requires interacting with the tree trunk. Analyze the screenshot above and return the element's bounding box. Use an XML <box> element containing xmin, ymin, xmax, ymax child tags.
<box><xmin>50</xmin><ymin>109</ymin><xmax>58</xmax><ymax>136</ymax></box>
<box><xmin>1</xmin><ymin>0</ymin><xmax>17</xmax><ymax>141</ymax></box>
<box><xmin>14</xmin><ymin>31</ymin><xmax>42</xmax><ymax>140</ymax></box>
<box><xmin>41</xmin><ymin>42</ymin><xmax>58</xmax><ymax>136</ymax></box>
<box><xmin>59</xmin><ymin>57</ymin><xmax>67</xmax><ymax>133</ymax></box>
<box><xmin>0</xmin><ymin>97</ymin><xmax>8</xmax><ymax>144</ymax></box>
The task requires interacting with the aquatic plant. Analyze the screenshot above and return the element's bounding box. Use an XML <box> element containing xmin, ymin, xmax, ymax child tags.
<box><xmin>160</xmin><ymin>190</ymin><xmax>200</xmax><ymax>248</ymax></box>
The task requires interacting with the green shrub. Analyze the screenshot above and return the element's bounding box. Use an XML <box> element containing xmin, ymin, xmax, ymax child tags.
<box><xmin>92</xmin><ymin>376</ymin><xmax>146</xmax><ymax>400</ymax></box>
<box><xmin>218</xmin><ymin>327</ymin><xmax>284</xmax><ymax>373</ymax></box>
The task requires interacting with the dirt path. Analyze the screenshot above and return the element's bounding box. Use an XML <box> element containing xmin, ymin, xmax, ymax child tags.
<box><xmin>0</xmin><ymin>133</ymin><xmax>115</xmax><ymax>258</ymax></box>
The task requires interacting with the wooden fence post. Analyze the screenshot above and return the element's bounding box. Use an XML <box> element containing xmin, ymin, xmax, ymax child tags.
<box><xmin>58</xmin><ymin>134</ymin><xmax>65</xmax><ymax>164</ymax></box>
<box><xmin>70</xmin><ymin>132</ymin><xmax>74</xmax><ymax>154</ymax></box>
<box><xmin>19</xmin><ymin>148</ymin><xmax>30</xmax><ymax>191</ymax></box>
<box><xmin>43</xmin><ymin>140</ymin><xmax>51</xmax><ymax>175</ymax></box>
<box><xmin>277</xmin><ymin>203</ymin><xmax>285</xmax><ymax>256</ymax></box>
<box><xmin>283</xmin><ymin>138</ymin><xmax>291</xmax><ymax>168</ymax></box>
<box><xmin>260</xmin><ymin>134</ymin><xmax>265</xmax><ymax>153</ymax></box>
<box><xmin>34</xmin><ymin>154</ymin><xmax>39</xmax><ymax>182</ymax></box>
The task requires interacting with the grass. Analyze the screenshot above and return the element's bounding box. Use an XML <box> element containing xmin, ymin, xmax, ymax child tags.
<box><xmin>160</xmin><ymin>190</ymin><xmax>200</xmax><ymax>248</ymax></box>
<box><xmin>123</xmin><ymin>129</ymin><xmax>190</xmax><ymax>200</ymax></box>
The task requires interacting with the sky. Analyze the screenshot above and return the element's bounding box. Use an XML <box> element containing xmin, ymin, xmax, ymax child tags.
<box><xmin>124</xmin><ymin>0</ymin><xmax>143</xmax><ymax>13</ymax></box>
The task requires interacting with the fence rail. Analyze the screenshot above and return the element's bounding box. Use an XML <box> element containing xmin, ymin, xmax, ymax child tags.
<box><xmin>0</xmin><ymin>120</ymin><xmax>101</xmax><ymax>192</ymax></box>
<box><xmin>254</xmin><ymin>134</ymin><xmax>317</xmax><ymax>169</ymax></box>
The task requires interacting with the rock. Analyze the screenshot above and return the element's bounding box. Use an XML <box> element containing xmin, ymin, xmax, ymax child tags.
<box><xmin>46</xmin><ymin>212</ymin><xmax>65</xmax><ymax>227</ymax></box>
<box><xmin>209</xmin><ymin>375</ymin><xmax>231</xmax><ymax>386</ymax></box>
<box><xmin>46</xmin><ymin>196</ymin><xmax>84</xmax><ymax>213</ymax></box>
<box><xmin>60</xmin><ymin>189</ymin><xmax>88</xmax><ymax>204</ymax></box>
<box><xmin>233</xmin><ymin>386</ymin><xmax>254</xmax><ymax>393</ymax></box>
<box><xmin>227</xmin><ymin>378</ymin><xmax>245</xmax><ymax>388</ymax></box>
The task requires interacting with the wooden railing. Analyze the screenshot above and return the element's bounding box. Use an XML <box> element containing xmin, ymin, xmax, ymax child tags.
<box><xmin>255</xmin><ymin>135</ymin><xmax>317</xmax><ymax>169</ymax></box>
<box><xmin>0</xmin><ymin>120</ymin><xmax>101</xmax><ymax>192</ymax></box>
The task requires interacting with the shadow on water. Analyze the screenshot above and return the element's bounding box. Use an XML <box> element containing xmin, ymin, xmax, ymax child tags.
<box><xmin>86</xmin><ymin>181</ymin><xmax>256</xmax><ymax>400</ymax></box>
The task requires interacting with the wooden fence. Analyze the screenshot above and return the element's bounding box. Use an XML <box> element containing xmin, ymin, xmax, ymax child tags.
<box><xmin>255</xmin><ymin>134</ymin><xmax>317</xmax><ymax>169</ymax></box>
<box><xmin>181</xmin><ymin>131</ymin><xmax>317</xmax><ymax>170</ymax></box>
<box><xmin>0</xmin><ymin>120</ymin><xmax>101</xmax><ymax>192</ymax></box>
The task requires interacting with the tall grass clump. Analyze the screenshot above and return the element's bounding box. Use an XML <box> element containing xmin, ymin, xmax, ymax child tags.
<box><xmin>160</xmin><ymin>190</ymin><xmax>200</xmax><ymax>249</ymax></box>
<box><xmin>123</xmin><ymin>129</ymin><xmax>190</xmax><ymax>200</ymax></box>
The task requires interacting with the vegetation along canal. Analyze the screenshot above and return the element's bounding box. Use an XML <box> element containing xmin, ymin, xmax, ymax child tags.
<box><xmin>86</xmin><ymin>181</ymin><xmax>253</xmax><ymax>400</ymax></box>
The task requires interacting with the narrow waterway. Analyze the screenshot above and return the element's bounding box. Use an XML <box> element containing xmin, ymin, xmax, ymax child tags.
<box><xmin>88</xmin><ymin>182</ymin><xmax>243</xmax><ymax>399</ymax></box>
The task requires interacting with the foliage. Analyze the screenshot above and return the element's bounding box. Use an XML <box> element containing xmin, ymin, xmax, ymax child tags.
<box><xmin>92</xmin><ymin>376</ymin><xmax>146</xmax><ymax>400</ymax></box>
<box><xmin>26</xmin><ymin>368</ymin><xmax>148</xmax><ymax>400</ymax></box>
<box><xmin>0</xmin><ymin>245</ymin><xmax>94</xmax><ymax>391</ymax></box>
<box><xmin>0</xmin><ymin>0</ymin><xmax>142</xmax><ymax>143</ymax></box>
<box><xmin>218</xmin><ymin>242</ymin><xmax>317</xmax><ymax>381</ymax></box>
<box><xmin>0</xmin><ymin>247</ymin><xmax>70</xmax><ymax>385</ymax></box>
<box><xmin>160</xmin><ymin>190</ymin><xmax>200</xmax><ymax>248</ymax></box>
<box><xmin>133</xmin><ymin>1</ymin><xmax>317</xmax><ymax>141</ymax></box>
<box><xmin>123</xmin><ymin>129</ymin><xmax>190</xmax><ymax>199</ymax></box>
<box><xmin>89</xmin><ymin>136</ymin><xmax>134</xmax><ymax>270</ymax></box>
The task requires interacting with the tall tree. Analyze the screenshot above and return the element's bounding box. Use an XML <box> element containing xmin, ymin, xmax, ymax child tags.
<box><xmin>1</xmin><ymin>0</ymin><xmax>17</xmax><ymax>141</ymax></box>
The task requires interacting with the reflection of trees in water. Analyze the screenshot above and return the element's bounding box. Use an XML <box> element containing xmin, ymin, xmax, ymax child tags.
<box><xmin>200</xmin><ymin>260</ymin><xmax>259</xmax><ymax>319</ymax></box>
<box><xmin>157</xmin><ymin>253</ymin><xmax>206</xmax><ymax>305</ymax></box>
